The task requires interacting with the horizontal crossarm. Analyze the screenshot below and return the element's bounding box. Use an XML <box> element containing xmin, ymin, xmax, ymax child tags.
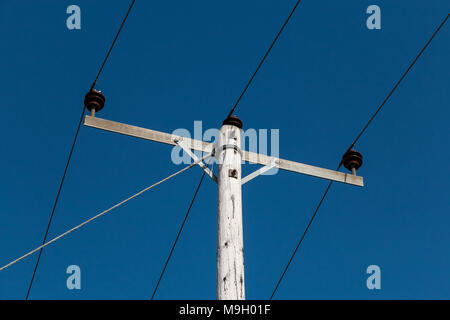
<box><xmin>84</xmin><ymin>116</ymin><xmax>363</xmax><ymax>187</ymax></box>
<box><xmin>84</xmin><ymin>115</ymin><xmax>214</xmax><ymax>153</ymax></box>
<box><xmin>243</xmin><ymin>151</ymin><xmax>363</xmax><ymax>187</ymax></box>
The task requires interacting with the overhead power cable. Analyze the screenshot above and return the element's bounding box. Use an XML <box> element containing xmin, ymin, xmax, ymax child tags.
<box><xmin>226</xmin><ymin>0</ymin><xmax>303</xmax><ymax>118</ymax></box>
<box><xmin>0</xmin><ymin>154</ymin><xmax>212</xmax><ymax>273</ymax></box>
<box><xmin>270</xmin><ymin>13</ymin><xmax>450</xmax><ymax>300</ymax></box>
<box><xmin>347</xmin><ymin>12</ymin><xmax>450</xmax><ymax>151</ymax></box>
<box><xmin>25</xmin><ymin>0</ymin><xmax>137</xmax><ymax>299</ymax></box>
<box><xmin>151</xmin><ymin>159</ymin><xmax>213</xmax><ymax>300</ymax></box>
<box><xmin>90</xmin><ymin>0</ymin><xmax>137</xmax><ymax>91</ymax></box>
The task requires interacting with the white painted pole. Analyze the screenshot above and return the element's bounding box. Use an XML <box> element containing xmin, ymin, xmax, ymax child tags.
<box><xmin>216</xmin><ymin>119</ymin><xmax>245</xmax><ymax>300</ymax></box>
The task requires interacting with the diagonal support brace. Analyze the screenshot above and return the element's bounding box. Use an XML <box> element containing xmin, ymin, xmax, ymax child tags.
<box><xmin>241</xmin><ymin>159</ymin><xmax>278</xmax><ymax>185</ymax></box>
<box><xmin>175</xmin><ymin>139</ymin><xmax>217</xmax><ymax>182</ymax></box>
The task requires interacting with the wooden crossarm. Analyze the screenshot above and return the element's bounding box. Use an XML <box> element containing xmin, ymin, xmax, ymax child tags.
<box><xmin>84</xmin><ymin>116</ymin><xmax>364</xmax><ymax>187</ymax></box>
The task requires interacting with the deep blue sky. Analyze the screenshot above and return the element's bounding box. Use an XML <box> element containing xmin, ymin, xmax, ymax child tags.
<box><xmin>0</xmin><ymin>1</ymin><xmax>449</xmax><ymax>300</ymax></box>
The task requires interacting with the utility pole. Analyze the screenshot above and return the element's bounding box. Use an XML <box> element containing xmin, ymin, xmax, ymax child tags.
<box><xmin>216</xmin><ymin>117</ymin><xmax>245</xmax><ymax>299</ymax></box>
<box><xmin>83</xmin><ymin>91</ymin><xmax>364</xmax><ymax>300</ymax></box>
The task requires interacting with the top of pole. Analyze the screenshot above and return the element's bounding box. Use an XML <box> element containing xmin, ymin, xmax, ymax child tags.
<box><xmin>222</xmin><ymin>115</ymin><xmax>243</xmax><ymax>129</ymax></box>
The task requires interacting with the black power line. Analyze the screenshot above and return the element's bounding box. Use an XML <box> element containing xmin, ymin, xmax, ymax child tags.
<box><xmin>151</xmin><ymin>161</ymin><xmax>211</xmax><ymax>300</ymax></box>
<box><xmin>270</xmin><ymin>13</ymin><xmax>450</xmax><ymax>300</ymax></box>
<box><xmin>25</xmin><ymin>0</ymin><xmax>137</xmax><ymax>300</ymax></box>
<box><xmin>348</xmin><ymin>13</ymin><xmax>450</xmax><ymax>151</ymax></box>
<box><xmin>226</xmin><ymin>0</ymin><xmax>303</xmax><ymax>118</ymax></box>
<box><xmin>90</xmin><ymin>0</ymin><xmax>136</xmax><ymax>91</ymax></box>
<box><xmin>25</xmin><ymin>105</ymin><xmax>86</xmax><ymax>300</ymax></box>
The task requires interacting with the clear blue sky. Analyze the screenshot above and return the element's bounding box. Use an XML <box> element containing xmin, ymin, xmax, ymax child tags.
<box><xmin>0</xmin><ymin>0</ymin><xmax>449</xmax><ymax>300</ymax></box>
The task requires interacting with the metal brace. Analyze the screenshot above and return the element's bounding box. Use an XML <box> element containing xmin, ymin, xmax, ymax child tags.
<box><xmin>241</xmin><ymin>159</ymin><xmax>278</xmax><ymax>185</ymax></box>
<box><xmin>175</xmin><ymin>139</ymin><xmax>217</xmax><ymax>183</ymax></box>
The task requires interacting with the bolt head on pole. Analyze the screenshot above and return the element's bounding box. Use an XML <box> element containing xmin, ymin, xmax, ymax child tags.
<box><xmin>222</xmin><ymin>115</ymin><xmax>243</xmax><ymax>129</ymax></box>
<box><xmin>84</xmin><ymin>89</ymin><xmax>105</xmax><ymax>114</ymax></box>
<box><xmin>342</xmin><ymin>149</ymin><xmax>363</xmax><ymax>172</ymax></box>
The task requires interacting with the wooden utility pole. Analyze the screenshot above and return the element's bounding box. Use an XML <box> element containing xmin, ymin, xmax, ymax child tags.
<box><xmin>83</xmin><ymin>113</ymin><xmax>364</xmax><ymax>300</ymax></box>
<box><xmin>216</xmin><ymin>117</ymin><xmax>245</xmax><ymax>299</ymax></box>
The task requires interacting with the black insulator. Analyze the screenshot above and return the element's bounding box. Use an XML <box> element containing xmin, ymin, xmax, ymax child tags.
<box><xmin>222</xmin><ymin>115</ymin><xmax>243</xmax><ymax>129</ymax></box>
<box><xmin>342</xmin><ymin>149</ymin><xmax>363</xmax><ymax>172</ymax></box>
<box><xmin>84</xmin><ymin>89</ymin><xmax>105</xmax><ymax>113</ymax></box>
